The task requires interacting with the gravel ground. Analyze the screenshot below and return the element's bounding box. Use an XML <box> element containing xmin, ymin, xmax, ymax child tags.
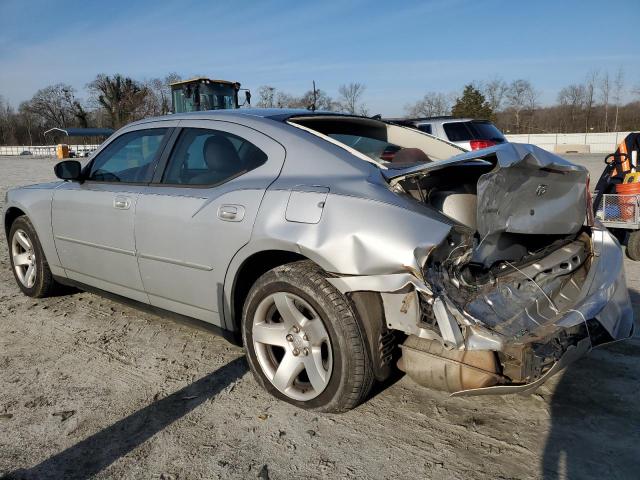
<box><xmin>0</xmin><ymin>154</ymin><xmax>639</xmax><ymax>480</ymax></box>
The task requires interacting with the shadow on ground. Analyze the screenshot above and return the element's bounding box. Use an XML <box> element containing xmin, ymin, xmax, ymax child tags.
<box><xmin>541</xmin><ymin>291</ymin><xmax>640</xmax><ymax>479</ymax></box>
<box><xmin>4</xmin><ymin>357</ymin><xmax>248</xmax><ymax>480</ymax></box>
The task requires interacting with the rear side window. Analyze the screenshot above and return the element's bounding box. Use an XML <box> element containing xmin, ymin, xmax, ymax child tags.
<box><xmin>416</xmin><ymin>124</ymin><xmax>432</xmax><ymax>135</ymax></box>
<box><xmin>87</xmin><ymin>129</ymin><xmax>168</xmax><ymax>183</ymax></box>
<box><xmin>161</xmin><ymin>128</ymin><xmax>267</xmax><ymax>186</ymax></box>
<box><xmin>467</xmin><ymin>122</ymin><xmax>505</xmax><ymax>141</ymax></box>
<box><xmin>443</xmin><ymin>121</ymin><xmax>505</xmax><ymax>142</ymax></box>
<box><xmin>443</xmin><ymin>122</ymin><xmax>472</xmax><ymax>141</ymax></box>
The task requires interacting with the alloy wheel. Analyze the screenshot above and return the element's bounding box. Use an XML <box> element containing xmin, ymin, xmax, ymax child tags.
<box><xmin>11</xmin><ymin>229</ymin><xmax>37</xmax><ymax>289</ymax></box>
<box><xmin>252</xmin><ymin>292</ymin><xmax>333</xmax><ymax>401</ymax></box>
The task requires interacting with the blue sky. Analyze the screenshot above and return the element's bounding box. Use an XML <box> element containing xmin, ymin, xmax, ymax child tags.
<box><xmin>0</xmin><ymin>0</ymin><xmax>638</xmax><ymax>116</ymax></box>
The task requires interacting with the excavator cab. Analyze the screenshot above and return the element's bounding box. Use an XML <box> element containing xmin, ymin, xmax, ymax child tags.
<box><xmin>170</xmin><ymin>78</ymin><xmax>250</xmax><ymax>113</ymax></box>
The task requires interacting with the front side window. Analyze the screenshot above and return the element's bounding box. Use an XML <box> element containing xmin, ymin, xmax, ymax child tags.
<box><xmin>162</xmin><ymin>128</ymin><xmax>267</xmax><ymax>186</ymax></box>
<box><xmin>87</xmin><ymin>129</ymin><xmax>168</xmax><ymax>183</ymax></box>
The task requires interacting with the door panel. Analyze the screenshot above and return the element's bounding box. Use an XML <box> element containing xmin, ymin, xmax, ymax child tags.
<box><xmin>135</xmin><ymin>189</ymin><xmax>265</xmax><ymax>322</ymax></box>
<box><xmin>135</xmin><ymin>120</ymin><xmax>286</xmax><ymax>325</ymax></box>
<box><xmin>51</xmin><ymin>125</ymin><xmax>174</xmax><ymax>302</ymax></box>
<box><xmin>52</xmin><ymin>183</ymin><xmax>148</xmax><ymax>302</ymax></box>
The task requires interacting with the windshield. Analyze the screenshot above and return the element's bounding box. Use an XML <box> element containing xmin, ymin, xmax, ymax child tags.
<box><xmin>199</xmin><ymin>84</ymin><xmax>236</xmax><ymax>110</ymax></box>
<box><xmin>172</xmin><ymin>83</ymin><xmax>237</xmax><ymax>112</ymax></box>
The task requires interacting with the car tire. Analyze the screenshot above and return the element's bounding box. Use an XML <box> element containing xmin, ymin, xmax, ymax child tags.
<box><xmin>626</xmin><ymin>231</ymin><xmax>640</xmax><ymax>261</ymax></box>
<box><xmin>8</xmin><ymin>216</ymin><xmax>59</xmax><ymax>297</ymax></box>
<box><xmin>242</xmin><ymin>260</ymin><xmax>374</xmax><ymax>412</ymax></box>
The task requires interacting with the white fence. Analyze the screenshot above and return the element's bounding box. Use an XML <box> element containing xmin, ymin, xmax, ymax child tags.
<box><xmin>0</xmin><ymin>132</ymin><xmax>635</xmax><ymax>156</ymax></box>
<box><xmin>0</xmin><ymin>144</ymin><xmax>100</xmax><ymax>156</ymax></box>
<box><xmin>505</xmin><ymin>132</ymin><xmax>632</xmax><ymax>154</ymax></box>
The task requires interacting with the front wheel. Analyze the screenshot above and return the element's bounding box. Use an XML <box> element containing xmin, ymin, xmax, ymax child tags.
<box><xmin>242</xmin><ymin>261</ymin><xmax>373</xmax><ymax>412</ymax></box>
<box><xmin>8</xmin><ymin>216</ymin><xmax>59</xmax><ymax>297</ymax></box>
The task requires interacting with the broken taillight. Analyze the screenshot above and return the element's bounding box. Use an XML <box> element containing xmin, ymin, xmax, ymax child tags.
<box><xmin>470</xmin><ymin>139</ymin><xmax>496</xmax><ymax>150</ymax></box>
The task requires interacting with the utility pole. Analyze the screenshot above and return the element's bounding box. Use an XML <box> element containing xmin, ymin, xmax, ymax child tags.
<box><xmin>311</xmin><ymin>80</ymin><xmax>318</xmax><ymax>112</ymax></box>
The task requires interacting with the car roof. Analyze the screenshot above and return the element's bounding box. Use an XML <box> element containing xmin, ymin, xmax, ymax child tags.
<box><xmin>126</xmin><ymin>108</ymin><xmax>381</xmax><ymax>127</ymax></box>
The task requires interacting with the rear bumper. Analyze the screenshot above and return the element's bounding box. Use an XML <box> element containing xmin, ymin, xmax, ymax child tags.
<box><xmin>443</xmin><ymin>226</ymin><xmax>634</xmax><ymax>396</ymax></box>
<box><xmin>440</xmin><ymin>226</ymin><xmax>635</xmax><ymax>396</ymax></box>
<box><xmin>557</xmin><ymin>226</ymin><xmax>635</xmax><ymax>342</ymax></box>
<box><xmin>328</xmin><ymin>226</ymin><xmax>634</xmax><ymax>396</ymax></box>
<box><xmin>451</xmin><ymin>337</ymin><xmax>592</xmax><ymax>397</ymax></box>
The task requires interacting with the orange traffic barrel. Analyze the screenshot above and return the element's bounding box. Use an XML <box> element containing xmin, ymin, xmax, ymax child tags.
<box><xmin>615</xmin><ymin>182</ymin><xmax>640</xmax><ymax>220</ymax></box>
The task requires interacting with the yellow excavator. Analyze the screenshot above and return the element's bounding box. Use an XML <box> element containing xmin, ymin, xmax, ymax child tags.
<box><xmin>170</xmin><ymin>77</ymin><xmax>251</xmax><ymax>113</ymax></box>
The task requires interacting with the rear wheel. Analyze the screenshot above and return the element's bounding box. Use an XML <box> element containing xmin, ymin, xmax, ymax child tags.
<box><xmin>626</xmin><ymin>230</ymin><xmax>640</xmax><ymax>261</ymax></box>
<box><xmin>8</xmin><ymin>216</ymin><xmax>58</xmax><ymax>297</ymax></box>
<box><xmin>242</xmin><ymin>260</ymin><xmax>373</xmax><ymax>412</ymax></box>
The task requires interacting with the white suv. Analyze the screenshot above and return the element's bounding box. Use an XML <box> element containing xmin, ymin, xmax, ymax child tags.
<box><xmin>389</xmin><ymin>117</ymin><xmax>507</xmax><ymax>151</ymax></box>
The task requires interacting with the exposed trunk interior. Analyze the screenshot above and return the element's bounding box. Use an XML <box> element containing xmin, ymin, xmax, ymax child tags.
<box><xmin>393</xmin><ymin>151</ymin><xmax>589</xmax><ymax>274</ymax></box>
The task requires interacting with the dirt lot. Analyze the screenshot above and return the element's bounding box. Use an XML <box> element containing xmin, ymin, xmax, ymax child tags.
<box><xmin>1</xmin><ymin>154</ymin><xmax>639</xmax><ymax>480</ymax></box>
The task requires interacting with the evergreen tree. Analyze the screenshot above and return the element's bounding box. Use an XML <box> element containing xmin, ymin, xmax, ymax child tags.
<box><xmin>451</xmin><ymin>84</ymin><xmax>493</xmax><ymax>119</ymax></box>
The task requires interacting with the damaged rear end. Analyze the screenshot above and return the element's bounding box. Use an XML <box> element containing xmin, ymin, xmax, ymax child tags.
<box><xmin>334</xmin><ymin>143</ymin><xmax>634</xmax><ymax>395</ymax></box>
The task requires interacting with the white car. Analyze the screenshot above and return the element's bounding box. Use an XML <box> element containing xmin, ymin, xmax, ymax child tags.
<box><xmin>389</xmin><ymin>117</ymin><xmax>507</xmax><ymax>151</ymax></box>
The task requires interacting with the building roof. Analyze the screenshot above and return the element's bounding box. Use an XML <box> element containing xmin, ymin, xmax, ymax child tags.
<box><xmin>44</xmin><ymin>127</ymin><xmax>115</xmax><ymax>137</ymax></box>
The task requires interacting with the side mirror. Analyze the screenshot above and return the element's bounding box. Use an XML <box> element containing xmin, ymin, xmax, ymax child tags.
<box><xmin>54</xmin><ymin>160</ymin><xmax>82</xmax><ymax>181</ymax></box>
<box><xmin>237</xmin><ymin>89</ymin><xmax>251</xmax><ymax>107</ymax></box>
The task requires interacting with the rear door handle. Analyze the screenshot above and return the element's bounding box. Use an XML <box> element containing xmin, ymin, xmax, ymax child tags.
<box><xmin>218</xmin><ymin>204</ymin><xmax>245</xmax><ymax>222</ymax></box>
<box><xmin>113</xmin><ymin>196</ymin><xmax>131</xmax><ymax>210</ymax></box>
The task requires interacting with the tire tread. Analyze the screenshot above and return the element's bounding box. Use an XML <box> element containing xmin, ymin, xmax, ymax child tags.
<box><xmin>242</xmin><ymin>260</ymin><xmax>374</xmax><ymax>412</ymax></box>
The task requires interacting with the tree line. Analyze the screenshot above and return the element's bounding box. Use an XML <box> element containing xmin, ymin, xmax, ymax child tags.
<box><xmin>254</xmin><ymin>82</ymin><xmax>368</xmax><ymax>115</ymax></box>
<box><xmin>408</xmin><ymin>68</ymin><xmax>640</xmax><ymax>134</ymax></box>
<box><xmin>0</xmin><ymin>74</ymin><xmax>369</xmax><ymax>145</ymax></box>
<box><xmin>0</xmin><ymin>72</ymin><xmax>180</xmax><ymax>145</ymax></box>
<box><xmin>0</xmin><ymin>68</ymin><xmax>638</xmax><ymax>145</ymax></box>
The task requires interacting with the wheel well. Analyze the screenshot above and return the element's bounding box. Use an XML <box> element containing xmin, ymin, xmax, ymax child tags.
<box><xmin>4</xmin><ymin>207</ymin><xmax>25</xmax><ymax>238</ymax></box>
<box><xmin>231</xmin><ymin>250</ymin><xmax>306</xmax><ymax>331</ymax></box>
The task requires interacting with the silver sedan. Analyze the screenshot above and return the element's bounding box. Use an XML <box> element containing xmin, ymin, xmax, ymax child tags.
<box><xmin>4</xmin><ymin>109</ymin><xmax>634</xmax><ymax>412</ymax></box>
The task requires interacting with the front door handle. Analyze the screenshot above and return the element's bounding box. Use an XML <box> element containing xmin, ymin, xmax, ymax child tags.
<box><xmin>218</xmin><ymin>204</ymin><xmax>245</xmax><ymax>222</ymax></box>
<box><xmin>113</xmin><ymin>196</ymin><xmax>131</xmax><ymax>210</ymax></box>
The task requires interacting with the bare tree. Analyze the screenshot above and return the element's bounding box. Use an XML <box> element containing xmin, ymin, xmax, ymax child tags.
<box><xmin>256</xmin><ymin>85</ymin><xmax>337</xmax><ymax>111</ymax></box>
<box><xmin>505</xmin><ymin>79</ymin><xmax>536</xmax><ymax>133</ymax></box>
<box><xmin>405</xmin><ymin>92</ymin><xmax>451</xmax><ymax>117</ymax></box>
<box><xmin>275</xmin><ymin>91</ymin><xmax>296</xmax><ymax>108</ymax></box>
<box><xmin>612</xmin><ymin>67</ymin><xmax>625</xmax><ymax>132</ymax></box>
<box><xmin>557</xmin><ymin>84</ymin><xmax>586</xmax><ymax>132</ymax></box>
<box><xmin>18</xmin><ymin>101</ymin><xmax>39</xmax><ymax>145</ymax></box>
<box><xmin>146</xmin><ymin>72</ymin><xmax>181</xmax><ymax>115</ymax></box>
<box><xmin>257</xmin><ymin>85</ymin><xmax>276</xmax><ymax>108</ymax></box>
<box><xmin>299</xmin><ymin>88</ymin><xmax>337</xmax><ymax>111</ymax></box>
<box><xmin>0</xmin><ymin>96</ymin><xmax>17</xmax><ymax>145</ymax></box>
<box><xmin>599</xmin><ymin>71</ymin><xmax>611</xmax><ymax>131</ymax></box>
<box><xmin>24</xmin><ymin>83</ymin><xmax>81</xmax><ymax>127</ymax></box>
<box><xmin>584</xmin><ymin>70</ymin><xmax>598</xmax><ymax>132</ymax></box>
<box><xmin>338</xmin><ymin>82</ymin><xmax>367</xmax><ymax>114</ymax></box>
<box><xmin>483</xmin><ymin>77</ymin><xmax>509</xmax><ymax>112</ymax></box>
